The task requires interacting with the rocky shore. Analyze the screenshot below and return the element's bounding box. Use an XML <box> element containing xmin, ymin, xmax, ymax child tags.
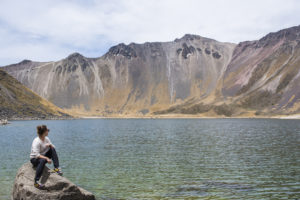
<box><xmin>0</xmin><ymin>108</ymin><xmax>75</xmax><ymax>121</ymax></box>
<box><xmin>12</xmin><ymin>162</ymin><xmax>95</xmax><ymax>200</ymax></box>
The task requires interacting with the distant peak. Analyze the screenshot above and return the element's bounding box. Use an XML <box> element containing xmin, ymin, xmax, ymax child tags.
<box><xmin>259</xmin><ymin>25</ymin><xmax>300</xmax><ymax>44</ymax></box>
<box><xmin>61</xmin><ymin>52</ymin><xmax>91</xmax><ymax>72</ymax></box>
<box><xmin>113</xmin><ymin>43</ymin><xmax>127</xmax><ymax>48</ymax></box>
<box><xmin>19</xmin><ymin>59</ymin><xmax>32</xmax><ymax>64</ymax></box>
<box><xmin>4</xmin><ymin>59</ymin><xmax>32</xmax><ymax>68</ymax></box>
<box><xmin>66</xmin><ymin>52</ymin><xmax>85</xmax><ymax>60</ymax></box>
<box><xmin>182</xmin><ymin>34</ymin><xmax>202</xmax><ymax>40</ymax></box>
<box><xmin>174</xmin><ymin>34</ymin><xmax>214</xmax><ymax>42</ymax></box>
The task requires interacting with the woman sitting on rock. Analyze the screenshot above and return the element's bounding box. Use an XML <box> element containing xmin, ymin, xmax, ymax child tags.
<box><xmin>30</xmin><ymin>125</ymin><xmax>63</xmax><ymax>189</ymax></box>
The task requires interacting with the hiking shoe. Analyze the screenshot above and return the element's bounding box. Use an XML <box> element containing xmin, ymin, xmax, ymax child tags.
<box><xmin>53</xmin><ymin>168</ymin><xmax>63</xmax><ymax>176</ymax></box>
<box><xmin>34</xmin><ymin>181</ymin><xmax>45</xmax><ymax>190</ymax></box>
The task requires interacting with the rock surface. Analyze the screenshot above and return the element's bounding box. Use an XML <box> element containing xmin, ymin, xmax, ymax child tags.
<box><xmin>12</xmin><ymin>162</ymin><xmax>95</xmax><ymax>200</ymax></box>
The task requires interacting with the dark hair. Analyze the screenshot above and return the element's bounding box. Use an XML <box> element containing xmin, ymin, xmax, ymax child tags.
<box><xmin>37</xmin><ymin>125</ymin><xmax>49</xmax><ymax>136</ymax></box>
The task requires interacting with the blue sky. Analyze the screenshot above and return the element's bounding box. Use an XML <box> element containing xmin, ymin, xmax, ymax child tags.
<box><xmin>0</xmin><ymin>0</ymin><xmax>300</xmax><ymax>66</ymax></box>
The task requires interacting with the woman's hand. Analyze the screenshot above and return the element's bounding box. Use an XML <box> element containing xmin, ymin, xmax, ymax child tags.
<box><xmin>38</xmin><ymin>155</ymin><xmax>52</xmax><ymax>164</ymax></box>
<box><xmin>46</xmin><ymin>158</ymin><xmax>52</xmax><ymax>164</ymax></box>
<box><xmin>45</xmin><ymin>143</ymin><xmax>53</xmax><ymax>148</ymax></box>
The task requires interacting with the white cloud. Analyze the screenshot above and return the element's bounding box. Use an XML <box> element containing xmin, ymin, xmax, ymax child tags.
<box><xmin>0</xmin><ymin>0</ymin><xmax>300</xmax><ymax>65</ymax></box>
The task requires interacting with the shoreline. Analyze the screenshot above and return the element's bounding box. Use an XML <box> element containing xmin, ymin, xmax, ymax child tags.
<box><xmin>79</xmin><ymin>116</ymin><xmax>300</xmax><ymax>119</ymax></box>
<box><xmin>77</xmin><ymin>113</ymin><xmax>300</xmax><ymax>119</ymax></box>
<box><xmin>4</xmin><ymin>116</ymin><xmax>77</xmax><ymax>121</ymax></box>
<box><xmin>4</xmin><ymin>114</ymin><xmax>300</xmax><ymax>121</ymax></box>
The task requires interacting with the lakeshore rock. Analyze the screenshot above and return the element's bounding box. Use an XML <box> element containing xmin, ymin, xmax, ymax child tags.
<box><xmin>12</xmin><ymin>162</ymin><xmax>95</xmax><ymax>200</ymax></box>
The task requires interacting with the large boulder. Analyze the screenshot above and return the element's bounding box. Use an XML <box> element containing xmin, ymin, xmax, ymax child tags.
<box><xmin>12</xmin><ymin>162</ymin><xmax>95</xmax><ymax>200</ymax></box>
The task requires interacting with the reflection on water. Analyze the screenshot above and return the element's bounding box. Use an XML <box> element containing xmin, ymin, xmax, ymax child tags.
<box><xmin>0</xmin><ymin>119</ymin><xmax>299</xmax><ymax>199</ymax></box>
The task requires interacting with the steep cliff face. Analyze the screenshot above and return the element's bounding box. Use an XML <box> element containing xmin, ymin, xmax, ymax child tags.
<box><xmin>3</xmin><ymin>25</ymin><xmax>300</xmax><ymax>117</ymax></box>
<box><xmin>222</xmin><ymin>25</ymin><xmax>300</xmax><ymax>115</ymax></box>
<box><xmin>3</xmin><ymin>34</ymin><xmax>235</xmax><ymax>116</ymax></box>
<box><xmin>0</xmin><ymin>69</ymin><xmax>70</xmax><ymax>119</ymax></box>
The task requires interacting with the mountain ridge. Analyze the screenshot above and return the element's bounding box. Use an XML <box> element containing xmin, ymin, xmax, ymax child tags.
<box><xmin>2</xmin><ymin>25</ymin><xmax>300</xmax><ymax>117</ymax></box>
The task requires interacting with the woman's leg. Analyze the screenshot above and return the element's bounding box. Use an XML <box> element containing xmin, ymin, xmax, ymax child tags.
<box><xmin>35</xmin><ymin>158</ymin><xmax>47</xmax><ymax>182</ymax></box>
<box><xmin>45</xmin><ymin>147</ymin><xmax>59</xmax><ymax>168</ymax></box>
<box><xmin>30</xmin><ymin>158</ymin><xmax>38</xmax><ymax>167</ymax></box>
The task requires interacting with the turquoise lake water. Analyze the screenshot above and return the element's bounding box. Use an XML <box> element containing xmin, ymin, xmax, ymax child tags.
<box><xmin>0</xmin><ymin>119</ymin><xmax>300</xmax><ymax>199</ymax></box>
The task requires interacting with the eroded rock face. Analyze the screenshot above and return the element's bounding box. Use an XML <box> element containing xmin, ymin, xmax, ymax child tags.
<box><xmin>222</xmin><ymin>25</ymin><xmax>300</xmax><ymax>115</ymax></box>
<box><xmin>12</xmin><ymin>162</ymin><xmax>95</xmax><ymax>200</ymax></box>
<box><xmin>3</xmin><ymin>33</ymin><xmax>235</xmax><ymax>115</ymax></box>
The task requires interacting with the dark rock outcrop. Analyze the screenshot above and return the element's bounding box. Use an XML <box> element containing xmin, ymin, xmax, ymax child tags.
<box><xmin>212</xmin><ymin>51</ymin><xmax>221</xmax><ymax>59</ymax></box>
<box><xmin>181</xmin><ymin>43</ymin><xmax>196</xmax><ymax>59</ymax></box>
<box><xmin>205</xmin><ymin>48</ymin><xmax>211</xmax><ymax>55</ymax></box>
<box><xmin>12</xmin><ymin>162</ymin><xmax>95</xmax><ymax>200</ymax></box>
<box><xmin>106</xmin><ymin>43</ymin><xmax>137</xmax><ymax>59</ymax></box>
